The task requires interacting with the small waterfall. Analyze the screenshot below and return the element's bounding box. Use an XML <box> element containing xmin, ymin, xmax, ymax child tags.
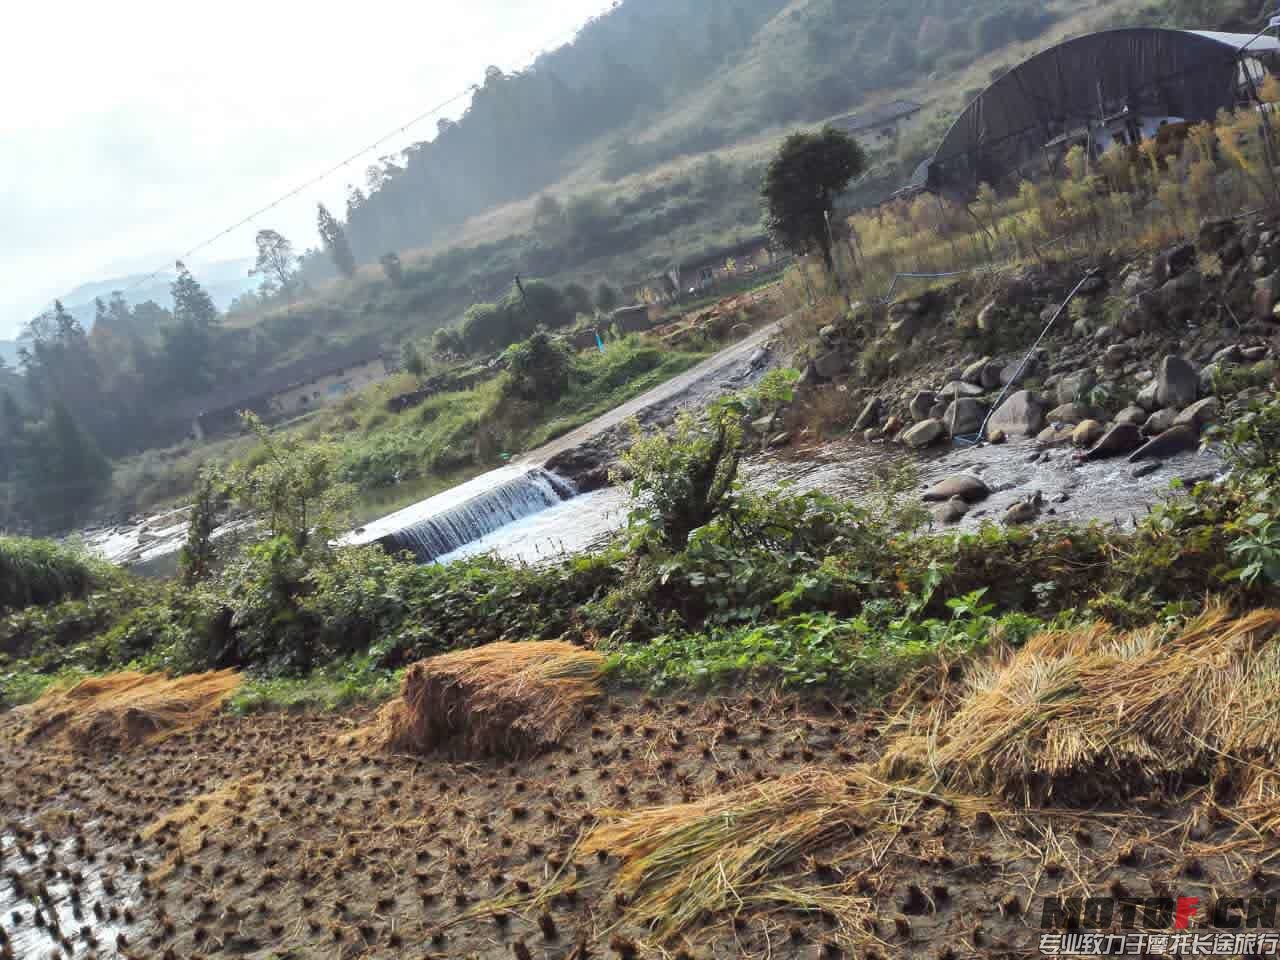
<box><xmin>350</xmin><ymin>467</ymin><xmax>578</xmax><ymax>563</ymax></box>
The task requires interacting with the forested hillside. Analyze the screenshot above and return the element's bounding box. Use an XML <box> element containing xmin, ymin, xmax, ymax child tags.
<box><xmin>333</xmin><ymin>0</ymin><xmax>1063</xmax><ymax>272</ymax></box>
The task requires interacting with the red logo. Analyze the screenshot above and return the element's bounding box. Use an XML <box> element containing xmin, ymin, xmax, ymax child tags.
<box><xmin>1175</xmin><ymin>896</ymin><xmax>1200</xmax><ymax>930</ymax></box>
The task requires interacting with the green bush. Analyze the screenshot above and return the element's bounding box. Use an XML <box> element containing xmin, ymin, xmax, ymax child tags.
<box><xmin>0</xmin><ymin>536</ymin><xmax>111</xmax><ymax>612</ymax></box>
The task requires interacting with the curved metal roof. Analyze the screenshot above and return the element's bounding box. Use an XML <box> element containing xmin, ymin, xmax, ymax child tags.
<box><xmin>927</xmin><ymin>27</ymin><xmax>1277</xmax><ymax>195</ymax></box>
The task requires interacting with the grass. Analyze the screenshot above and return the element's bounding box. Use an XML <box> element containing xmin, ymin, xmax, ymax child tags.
<box><xmin>228</xmin><ymin>658</ymin><xmax>401</xmax><ymax>715</ymax></box>
<box><xmin>0</xmin><ymin>536</ymin><xmax>110</xmax><ymax>612</ymax></box>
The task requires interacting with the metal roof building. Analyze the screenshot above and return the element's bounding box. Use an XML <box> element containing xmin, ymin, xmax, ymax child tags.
<box><xmin>922</xmin><ymin>28</ymin><xmax>1280</xmax><ymax>197</ymax></box>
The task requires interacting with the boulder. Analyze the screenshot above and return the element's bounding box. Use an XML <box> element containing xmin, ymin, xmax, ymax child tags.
<box><xmin>901</xmin><ymin>419</ymin><xmax>944</xmax><ymax>448</ymax></box>
<box><xmin>1212</xmin><ymin>344</ymin><xmax>1244</xmax><ymax>366</ymax></box>
<box><xmin>909</xmin><ymin>391</ymin><xmax>938</xmax><ymax>422</ymax></box>
<box><xmin>989</xmin><ymin>428</ymin><xmax>1007</xmax><ymax>444</ymax></box>
<box><xmin>818</xmin><ymin>324</ymin><xmax>840</xmax><ymax>347</ymax></box>
<box><xmin>939</xmin><ymin>380</ymin><xmax>986</xmax><ymax>401</ymax></box>
<box><xmin>961</xmin><ymin>356</ymin><xmax>993</xmax><ymax>385</ymax></box>
<box><xmin>883</xmin><ymin>415</ymin><xmax>904</xmax><ymax>436</ymax></box>
<box><xmin>813</xmin><ymin>350</ymin><xmax>850</xmax><ymax>380</ymax></box>
<box><xmin>1004</xmin><ymin>492</ymin><xmax>1044</xmax><ymax>526</ymax></box>
<box><xmin>1173</xmin><ymin>397</ymin><xmax>1220</xmax><ymax>431</ymax></box>
<box><xmin>853</xmin><ymin>397</ymin><xmax>883</xmax><ymax>431</ymax></box>
<box><xmin>1102</xmin><ymin>344</ymin><xmax>1132</xmax><ymax>371</ymax></box>
<box><xmin>1046</xmin><ymin>402</ymin><xmax>1090</xmax><ymax>425</ymax></box>
<box><xmin>922</xmin><ymin>474</ymin><xmax>990</xmax><ymax>503</ymax></box>
<box><xmin>1129</xmin><ymin>425</ymin><xmax>1200</xmax><ymax>462</ymax></box>
<box><xmin>1156</xmin><ymin>355</ymin><xmax>1199</xmax><ymax>409</ymax></box>
<box><xmin>1255</xmin><ymin>272</ymin><xmax>1280</xmax><ymax>322</ymax></box>
<box><xmin>1056</xmin><ymin>369</ymin><xmax>1097</xmax><ymax>406</ymax></box>
<box><xmin>1198</xmin><ymin>363</ymin><xmax>1221</xmax><ymax>394</ymax></box>
<box><xmin>976</xmin><ymin>301</ymin><xmax>1000</xmax><ymax>332</ymax></box>
<box><xmin>1144</xmin><ymin>408</ymin><xmax>1179</xmax><ymax>436</ymax></box>
<box><xmin>1135</xmin><ymin>381</ymin><xmax>1161</xmax><ymax>412</ymax></box>
<box><xmin>1242</xmin><ymin>345</ymin><xmax>1271</xmax><ymax>363</ymax></box>
<box><xmin>1037</xmin><ymin>424</ymin><xmax>1076</xmax><ymax>446</ymax></box>
<box><xmin>943</xmin><ymin>398</ymin><xmax>986</xmax><ymax>437</ymax></box>
<box><xmin>1072</xmin><ymin>420</ymin><xmax>1106</xmax><ymax>447</ymax></box>
<box><xmin>933</xmin><ymin>496</ymin><xmax>970</xmax><ymax>524</ymax></box>
<box><xmin>986</xmin><ymin>390</ymin><xmax>1047</xmax><ymax>439</ymax></box>
<box><xmin>1081</xmin><ymin>423</ymin><xmax>1143</xmax><ymax>461</ymax></box>
<box><xmin>1115</xmin><ymin>405</ymin><xmax>1148</xmax><ymax>427</ymax></box>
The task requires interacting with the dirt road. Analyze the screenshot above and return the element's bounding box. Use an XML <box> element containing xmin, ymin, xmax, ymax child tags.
<box><xmin>519</xmin><ymin>320</ymin><xmax>783</xmax><ymax>468</ymax></box>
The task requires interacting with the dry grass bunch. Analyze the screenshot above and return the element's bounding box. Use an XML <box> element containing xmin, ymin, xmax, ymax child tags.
<box><xmin>19</xmin><ymin>671</ymin><xmax>241</xmax><ymax>754</ymax></box>
<box><xmin>376</xmin><ymin>641</ymin><xmax>605</xmax><ymax>760</ymax></box>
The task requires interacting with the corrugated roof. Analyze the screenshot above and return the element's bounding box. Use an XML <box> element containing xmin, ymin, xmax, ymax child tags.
<box><xmin>1186</xmin><ymin>30</ymin><xmax>1280</xmax><ymax>53</ymax></box>
<box><xmin>828</xmin><ymin>99</ymin><xmax>923</xmax><ymax>135</ymax></box>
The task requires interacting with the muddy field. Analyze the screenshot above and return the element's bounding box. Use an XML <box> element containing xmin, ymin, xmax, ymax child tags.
<box><xmin>2</xmin><ymin>676</ymin><xmax>1278</xmax><ymax>960</ymax></box>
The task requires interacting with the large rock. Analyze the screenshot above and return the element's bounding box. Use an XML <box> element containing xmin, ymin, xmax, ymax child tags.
<box><xmin>1102</xmin><ymin>344</ymin><xmax>1132</xmax><ymax>371</ymax></box>
<box><xmin>1081</xmin><ymin>423</ymin><xmax>1143</xmax><ymax>461</ymax></box>
<box><xmin>1173</xmin><ymin>397</ymin><xmax>1220</xmax><ymax>431</ymax></box>
<box><xmin>853</xmin><ymin>397</ymin><xmax>883</xmax><ymax>431</ymax></box>
<box><xmin>1255</xmin><ymin>272</ymin><xmax>1280</xmax><ymax>322</ymax></box>
<box><xmin>909</xmin><ymin>391</ymin><xmax>938</xmax><ymax>422</ymax></box>
<box><xmin>1046</xmin><ymin>402</ymin><xmax>1090</xmax><ymax>425</ymax></box>
<box><xmin>962</xmin><ymin>355</ymin><xmax>993</xmax><ymax>385</ymax></box>
<box><xmin>922</xmin><ymin>474</ymin><xmax>990</xmax><ymax>503</ymax></box>
<box><xmin>813</xmin><ymin>350</ymin><xmax>851</xmax><ymax>380</ymax></box>
<box><xmin>901</xmin><ymin>419</ymin><xmax>944</xmax><ymax>448</ymax></box>
<box><xmin>943</xmin><ymin>398</ymin><xmax>986</xmax><ymax>437</ymax></box>
<box><xmin>986</xmin><ymin>390</ymin><xmax>1047</xmax><ymax>439</ymax></box>
<box><xmin>1072</xmin><ymin>419</ymin><xmax>1106</xmax><ymax>447</ymax></box>
<box><xmin>1156</xmin><ymin>355</ymin><xmax>1199</xmax><ymax>409</ymax></box>
<box><xmin>1129</xmin><ymin>425</ymin><xmax>1200</xmax><ymax>462</ymax></box>
<box><xmin>1144</xmin><ymin>408</ymin><xmax>1179</xmax><ymax>436</ymax></box>
<box><xmin>939</xmin><ymin>380</ymin><xmax>986</xmax><ymax>401</ymax></box>
<box><xmin>1037</xmin><ymin>424</ymin><xmax>1076</xmax><ymax>446</ymax></box>
<box><xmin>1136</xmin><ymin>381</ymin><xmax>1161</xmax><ymax>412</ymax></box>
<box><xmin>1115</xmin><ymin>405</ymin><xmax>1148</xmax><ymax>427</ymax></box>
<box><xmin>1056</xmin><ymin>369</ymin><xmax>1097</xmax><ymax>406</ymax></box>
<box><xmin>933</xmin><ymin>496</ymin><xmax>970</xmax><ymax>524</ymax></box>
<box><xmin>962</xmin><ymin>356</ymin><xmax>1003</xmax><ymax>389</ymax></box>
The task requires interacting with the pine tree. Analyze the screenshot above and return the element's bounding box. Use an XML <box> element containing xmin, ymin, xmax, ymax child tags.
<box><xmin>317</xmin><ymin>203</ymin><xmax>357</xmax><ymax>279</ymax></box>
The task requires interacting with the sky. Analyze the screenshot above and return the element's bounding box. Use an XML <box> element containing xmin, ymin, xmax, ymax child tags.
<box><xmin>0</xmin><ymin>0</ymin><xmax>615</xmax><ymax>339</ymax></box>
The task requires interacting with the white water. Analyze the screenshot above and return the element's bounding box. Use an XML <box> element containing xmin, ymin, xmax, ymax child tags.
<box><xmin>344</xmin><ymin>465</ymin><xmax>578</xmax><ymax>562</ymax></box>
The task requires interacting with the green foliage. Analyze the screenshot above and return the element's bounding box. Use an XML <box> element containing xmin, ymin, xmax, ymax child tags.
<box><xmin>0</xmin><ymin>536</ymin><xmax>111</xmax><ymax>612</ymax></box>
<box><xmin>762</xmin><ymin>128</ymin><xmax>867</xmax><ymax>269</ymax></box>
<box><xmin>317</xmin><ymin>203</ymin><xmax>356</xmax><ymax>279</ymax></box>
<box><xmin>179</xmin><ymin>470</ymin><xmax>222</xmax><ymax>586</ymax></box>
<box><xmin>401</xmin><ymin>340</ymin><xmax>426</xmax><ymax>381</ymax></box>
<box><xmin>229</xmin><ymin>657</ymin><xmax>400</xmax><ymax>714</ymax></box>
<box><xmin>595</xmin><ymin>282</ymin><xmax>620</xmax><ymax>313</ymax></box>
<box><xmin>618</xmin><ymin>411</ymin><xmax>743</xmax><ymax>551</ymax></box>
<box><xmin>504</xmin><ymin>332</ymin><xmax>571</xmax><ymax>403</ymax></box>
<box><xmin>227</xmin><ymin>412</ymin><xmax>354</xmax><ymax>550</ymax></box>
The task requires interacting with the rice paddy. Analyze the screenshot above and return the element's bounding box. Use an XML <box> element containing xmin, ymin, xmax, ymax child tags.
<box><xmin>2</xmin><ymin>620</ymin><xmax>1280</xmax><ymax>957</ymax></box>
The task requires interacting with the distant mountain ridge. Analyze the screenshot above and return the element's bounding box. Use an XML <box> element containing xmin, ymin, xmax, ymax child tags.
<box><xmin>55</xmin><ymin>258</ymin><xmax>256</xmax><ymax>330</ymax></box>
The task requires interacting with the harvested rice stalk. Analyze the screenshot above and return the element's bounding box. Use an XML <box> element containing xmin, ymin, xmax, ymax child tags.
<box><xmin>924</xmin><ymin>605</ymin><xmax>1280</xmax><ymax>805</ymax></box>
<box><xmin>18</xmin><ymin>670</ymin><xmax>241</xmax><ymax>754</ymax></box>
<box><xmin>375</xmin><ymin>642</ymin><xmax>604</xmax><ymax>760</ymax></box>
<box><xmin>583</xmin><ymin>768</ymin><xmax>988</xmax><ymax>942</ymax></box>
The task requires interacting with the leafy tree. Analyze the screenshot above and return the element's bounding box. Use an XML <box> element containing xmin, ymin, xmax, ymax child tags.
<box><xmin>227</xmin><ymin>412</ymin><xmax>353</xmax><ymax>551</ymax></box>
<box><xmin>12</xmin><ymin>401</ymin><xmax>111</xmax><ymax>530</ymax></box>
<box><xmin>460</xmin><ymin>302</ymin><xmax>507</xmax><ymax>353</ymax></box>
<box><xmin>432</xmin><ymin>326</ymin><xmax>464</xmax><ymax>357</ymax></box>
<box><xmin>379</xmin><ymin>252</ymin><xmax>405</xmax><ymax>286</ymax></box>
<box><xmin>317</xmin><ymin>203</ymin><xmax>357</xmax><ymax>279</ymax></box>
<box><xmin>511</xmin><ymin>279</ymin><xmax>573</xmax><ymax>330</ymax></box>
<box><xmin>162</xmin><ymin>262</ymin><xmax>222</xmax><ymax>393</ymax></box>
<box><xmin>180</xmin><ymin>470</ymin><xmax>222</xmax><ymax>586</ymax></box>
<box><xmin>617</xmin><ymin>410</ymin><xmax>743</xmax><ymax>551</ymax></box>
<box><xmin>250</xmin><ymin>229</ymin><xmax>297</xmax><ymax>300</ymax></box>
<box><xmin>761</xmin><ymin>127</ymin><xmax>866</xmax><ymax>272</ymax></box>
<box><xmin>562</xmin><ymin>283</ymin><xmax>594</xmax><ymax>318</ymax></box>
<box><xmin>401</xmin><ymin>340</ymin><xmax>426</xmax><ymax>381</ymax></box>
<box><xmin>504</xmin><ymin>332</ymin><xmax>571</xmax><ymax>402</ymax></box>
<box><xmin>595</xmin><ymin>282</ymin><xmax>620</xmax><ymax>314</ymax></box>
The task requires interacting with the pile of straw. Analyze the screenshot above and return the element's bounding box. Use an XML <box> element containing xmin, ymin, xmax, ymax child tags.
<box><xmin>376</xmin><ymin>641</ymin><xmax>605</xmax><ymax>760</ymax></box>
<box><xmin>917</xmin><ymin>606</ymin><xmax>1280</xmax><ymax>803</ymax></box>
<box><xmin>19</xmin><ymin>670</ymin><xmax>241</xmax><ymax>754</ymax></box>
<box><xmin>584</xmin><ymin>768</ymin><xmax>986</xmax><ymax>941</ymax></box>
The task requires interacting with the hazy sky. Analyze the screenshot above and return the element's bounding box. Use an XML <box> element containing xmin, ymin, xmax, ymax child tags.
<box><xmin>0</xmin><ymin>0</ymin><xmax>614</xmax><ymax>339</ymax></box>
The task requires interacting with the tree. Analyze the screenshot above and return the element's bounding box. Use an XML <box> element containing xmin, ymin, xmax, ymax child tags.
<box><xmin>432</xmin><ymin>326</ymin><xmax>464</xmax><ymax>357</ymax></box>
<box><xmin>180</xmin><ymin>470</ymin><xmax>222</xmax><ymax>586</ymax></box>
<box><xmin>595</xmin><ymin>282</ymin><xmax>620</xmax><ymax>314</ymax></box>
<box><xmin>317</xmin><ymin>203</ymin><xmax>357</xmax><ymax>279</ymax></box>
<box><xmin>250</xmin><ymin>229</ymin><xmax>297</xmax><ymax>301</ymax></box>
<box><xmin>504</xmin><ymin>332</ymin><xmax>571</xmax><ymax>402</ymax></box>
<box><xmin>12</xmin><ymin>401</ymin><xmax>112</xmax><ymax>530</ymax></box>
<box><xmin>562</xmin><ymin>282</ymin><xmax>593</xmax><ymax>318</ymax></box>
<box><xmin>379</xmin><ymin>252</ymin><xmax>404</xmax><ymax>286</ymax></box>
<box><xmin>761</xmin><ymin>127</ymin><xmax>866</xmax><ymax>272</ymax></box>
<box><xmin>162</xmin><ymin>262</ymin><xmax>222</xmax><ymax>393</ymax></box>
<box><xmin>401</xmin><ymin>340</ymin><xmax>426</xmax><ymax>381</ymax></box>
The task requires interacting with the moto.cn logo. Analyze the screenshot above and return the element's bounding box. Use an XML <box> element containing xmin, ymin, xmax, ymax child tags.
<box><xmin>1039</xmin><ymin>895</ymin><xmax>1280</xmax><ymax>931</ymax></box>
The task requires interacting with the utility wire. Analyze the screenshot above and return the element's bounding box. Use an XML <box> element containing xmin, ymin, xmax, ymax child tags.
<box><xmin>112</xmin><ymin>16</ymin><xmax>598</xmax><ymax>299</ymax></box>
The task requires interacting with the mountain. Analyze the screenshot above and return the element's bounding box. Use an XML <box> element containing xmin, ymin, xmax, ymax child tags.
<box><xmin>0</xmin><ymin>340</ymin><xmax>17</xmax><ymax>367</ymax></box>
<box><xmin>56</xmin><ymin>258</ymin><xmax>256</xmax><ymax>330</ymax></box>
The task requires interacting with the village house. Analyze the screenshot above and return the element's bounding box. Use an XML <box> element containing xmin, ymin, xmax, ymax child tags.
<box><xmin>174</xmin><ymin>340</ymin><xmax>395</xmax><ymax>441</ymax></box>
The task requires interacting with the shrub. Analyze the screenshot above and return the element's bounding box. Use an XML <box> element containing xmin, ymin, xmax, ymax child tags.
<box><xmin>0</xmin><ymin>536</ymin><xmax>110</xmax><ymax>612</ymax></box>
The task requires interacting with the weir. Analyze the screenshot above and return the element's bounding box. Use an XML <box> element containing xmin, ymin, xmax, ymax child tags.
<box><xmin>344</xmin><ymin>466</ymin><xmax>578</xmax><ymax>563</ymax></box>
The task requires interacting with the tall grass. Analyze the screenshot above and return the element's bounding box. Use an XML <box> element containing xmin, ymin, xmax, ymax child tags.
<box><xmin>0</xmin><ymin>536</ymin><xmax>110</xmax><ymax>612</ymax></box>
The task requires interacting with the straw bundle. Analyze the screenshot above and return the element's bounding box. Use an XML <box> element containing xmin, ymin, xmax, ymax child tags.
<box><xmin>583</xmin><ymin>768</ymin><xmax>985</xmax><ymax>940</ymax></box>
<box><xmin>376</xmin><ymin>641</ymin><xmax>605</xmax><ymax>760</ymax></box>
<box><xmin>20</xmin><ymin>670</ymin><xmax>241</xmax><ymax>754</ymax></box>
<box><xmin>922</xmin><ymin>606</ymin><xmax>1280</xmax><ymax>803</ymax></box>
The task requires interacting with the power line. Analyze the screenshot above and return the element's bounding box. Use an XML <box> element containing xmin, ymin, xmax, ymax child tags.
<box><xmin>116</xmin><ymin>15</ymin><xmax>600</xmax><ymax>298</ymax></box>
